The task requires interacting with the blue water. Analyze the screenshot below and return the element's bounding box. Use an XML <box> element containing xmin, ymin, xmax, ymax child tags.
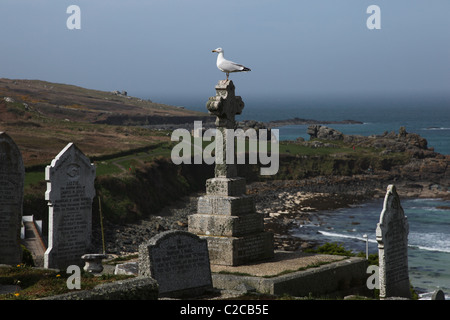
<box><xmin>157</xmin><ymin>94</ymin><xmax>450</xmax><ymax>155</ymax></box>
<box><xmin>291</xmin><ymin>198</ymin><xmax>450</xmax><ymax>299</ymax></box>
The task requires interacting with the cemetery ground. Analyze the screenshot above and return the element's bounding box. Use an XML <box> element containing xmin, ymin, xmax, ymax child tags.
<box><xmin>1</xmin><ymin>78</ymin><xmax>449</xmax><ymax>300</ymax></box>
<box><xmin>0</xmin><ymin>263</ymin><xmax>134</xmax><ymax>300</ymax></box>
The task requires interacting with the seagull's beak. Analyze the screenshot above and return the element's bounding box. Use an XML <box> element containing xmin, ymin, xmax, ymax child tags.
<box><xmin>212</xmin><ymin>50</ymin><xmax>217</xmax><ymax>53</ymax></box>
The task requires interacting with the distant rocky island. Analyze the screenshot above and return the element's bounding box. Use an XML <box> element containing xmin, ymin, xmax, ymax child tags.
<box><xmin>143</xmin><ymin>117</ymin><xmax>363</xmax><ymax>131</ymax></box>
<box><xmin>236</xmin><ymin>118</ymin><xmax>363</xmax><ymax>131</ymax></box>
<box><xmin>265</xmin><ymin>117</ymin><xmax>363</xmax><ymax>128</ymax></box>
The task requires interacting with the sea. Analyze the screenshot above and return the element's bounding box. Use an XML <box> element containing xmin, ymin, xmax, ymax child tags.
<box><xmin>149</xmin><ymin>93</ymin><xmax>450</xmax><ymax>299</ymax></box>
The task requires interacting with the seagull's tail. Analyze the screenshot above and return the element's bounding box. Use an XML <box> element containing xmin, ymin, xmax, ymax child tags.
<box><xmin>242</xmin><ymin>67</ymin><xmax>251</xmax><ymax>72</ymax></box>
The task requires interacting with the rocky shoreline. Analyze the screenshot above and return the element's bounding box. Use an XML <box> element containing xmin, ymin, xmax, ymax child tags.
<box><xmin>91</xmin><ymin>174</ymin><xmax>449</xmax><ymax>258</ymax></box>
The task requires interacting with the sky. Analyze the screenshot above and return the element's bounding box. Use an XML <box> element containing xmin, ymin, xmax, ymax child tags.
<box><xmin>0</xmin><ymin>0</ymin><xmax>449</xmax><ymax>107</ymax></box>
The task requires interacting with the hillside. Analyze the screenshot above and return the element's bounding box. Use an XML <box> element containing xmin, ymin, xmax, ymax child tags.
<box><xmin>0</xmin><ymin>78</ymin><xmax>208</xmax><ymax>122</ymax></box>
<box><xmin>0</xmin><ymin>78</ymin><xmax>212</xmax><ymax>166</ymax></box>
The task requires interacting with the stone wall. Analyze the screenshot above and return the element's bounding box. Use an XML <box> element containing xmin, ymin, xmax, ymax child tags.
<box><xmin>212</xmin><ymin>257</ymin><xmax>369</xmax><ymax>298</ymax></box>
<box><xmin>42</xmin><ymin>277</ymin><xmax>158</xmax><ymax>300</ymax></box>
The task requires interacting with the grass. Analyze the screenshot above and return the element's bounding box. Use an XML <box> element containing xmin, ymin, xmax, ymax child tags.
<box><xmin>23</xmin><ymin>141</ymin><xmax>175</xmax><ymax>187</ymax></box>
<box><xmin>24</xmin><ymin>171</ymin><xmax>45</xmax><ymax>187</ymax></box>
<box><xmin>93</xmin><ymin>161</ymin><xmax>124</xmax><ymax>177</ymax></box>
<box><xmin>0</xmin><ymin>264</ymin><xmax>134</xmax><ymax>300</ymax></box>
<box><xmin>305</xmin><ymin>242</ymin><xmax>379</xmax><ymax>266</ymax></box>
<box><xmin>279</xmin><ymin>141</ymin><xmax>352</xmax><ymax>156</ymax></box>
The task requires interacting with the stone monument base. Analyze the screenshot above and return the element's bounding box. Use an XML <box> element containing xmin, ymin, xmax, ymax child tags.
<box><xmin>211</xmin><ymin>251</ymin><xmax>370</xmax><ymax>298</ymax></box>
<box><xmin>202</xmin><ymin>232</ymin><xmax>274</xmax><ymax>266</ymax></box>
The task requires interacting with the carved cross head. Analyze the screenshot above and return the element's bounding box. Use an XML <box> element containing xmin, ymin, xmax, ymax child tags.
<box><xmin>206</xmin><ymin>80</ymin><xmax>244</xmax><ymax>128</ymax></box>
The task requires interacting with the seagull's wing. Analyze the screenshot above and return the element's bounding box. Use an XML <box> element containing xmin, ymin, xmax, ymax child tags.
<box><xmin>218</xmin><ymin>59</ymin><xmax>251</xmax><ymax>73</ymax></box>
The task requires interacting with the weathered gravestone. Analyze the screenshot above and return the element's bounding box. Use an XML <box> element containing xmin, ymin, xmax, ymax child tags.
<box><xmin>431</xmin><ymin>289</ymin><xmax>445</xmax><ymax>300</ymax></box>
<box><xmin>0</xmin><ymin>132</ymin><xmax>24</xmax><ymax>265</ymax></box>
<box><xmin>376</xmin><ymin>185</ymin><xmax>411</xmax><ymax>299</ymax></box>
<box><xmin>138</xmin><ymin>230</ymin><xmax>213</xmax><ymax>298</ymax></box>
<box><xmin>188</xmin><ymin>80</ymin><xmax>274</xmax><ymax>266</ymax></box>
<box><xmin>44</xmin><ymin>143</ymin><xmax>96</xmax><ymax>270</ymax></box>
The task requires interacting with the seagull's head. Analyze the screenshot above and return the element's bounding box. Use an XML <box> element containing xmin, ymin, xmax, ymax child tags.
<box><xmin>212</xmin><ymin>47</ymin><xmax>223</xmax><ymax>54</ymax></box>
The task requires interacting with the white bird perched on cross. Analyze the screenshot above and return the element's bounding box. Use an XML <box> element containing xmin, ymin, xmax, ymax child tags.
<box><xmin>212</xmin><ymin>47</ymin><xmax>251</xmax><ymax>80</ymax></box>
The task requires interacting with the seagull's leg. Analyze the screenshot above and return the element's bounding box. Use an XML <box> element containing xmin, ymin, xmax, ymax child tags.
<box><xmin>226</xmin><ymin>73</ymin><xmax>229</xmax><ymax>81</ymax></box>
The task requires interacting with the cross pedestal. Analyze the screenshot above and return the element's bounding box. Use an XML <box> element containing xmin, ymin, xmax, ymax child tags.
<box><xmin>188</xmin><ymin>80</ymin><xmax>274</xmax><ymax>266</ymax></box>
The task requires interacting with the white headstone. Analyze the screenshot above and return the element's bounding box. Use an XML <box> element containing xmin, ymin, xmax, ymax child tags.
<box><xmin>376</xmin><ymin>185</ymin><xmax>411</xmax><ymax>299</ymax></box>
<box><xmin>44</xmin><ymin>143</ymin><xmax>96</xmax><ymax>269</ymax></box>
<box><xmin>0</xmin><ymin>132</ymin><xmax>24</xmax><ymax>265</ymax></box>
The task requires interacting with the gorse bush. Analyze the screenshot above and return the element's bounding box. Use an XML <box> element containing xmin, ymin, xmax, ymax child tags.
<box><xmin>306</xmin><ymin>242</ymin><xmax>354</xmax><ymax>256</ymax></box>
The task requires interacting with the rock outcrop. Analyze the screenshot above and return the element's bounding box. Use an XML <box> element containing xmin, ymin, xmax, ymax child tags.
<box><xmin>305</xmin><ymin>125</ymin><xmax>449</xmax><ymax>188</ymax></box>
<box><xmin>307</xmin><ymin>125</ymin><xmax>344</xmax><ymax>141</ymax></box>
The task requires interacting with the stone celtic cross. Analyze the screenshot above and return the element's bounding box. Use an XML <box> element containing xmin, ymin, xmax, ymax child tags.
<box><xmin>188</xmin><ymin>80</ymin><xmax>274</xmax><ymax>266</ymax></box>
<box><xmin>206</xmin><ymin>80</ymin><xmax>244</xmax><ymax>178</ymax></box>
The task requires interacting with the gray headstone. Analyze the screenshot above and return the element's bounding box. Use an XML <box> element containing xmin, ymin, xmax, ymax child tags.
<box><xmin>44</xmin><ymin>143</ymin><xmax>96</xmax><ymax>270</ymax></box>
<box><xmin>138</xmin><ymin>230</ymin><xmax>212</xmax><ymax>298</ymax></box>
<box><xmin>376</xmin><ymin>185</ymin><xmax>411</xmax><ymax>299</ymax></box>
<box><xmin>432</xmin><ymin>289</ymin><xmax>445</xmax><ymax>300</ymax></box>
<box><xmin>0</xmin><ymin>132</ymin><xmax>24</xmax><ymax>265</ymax></box>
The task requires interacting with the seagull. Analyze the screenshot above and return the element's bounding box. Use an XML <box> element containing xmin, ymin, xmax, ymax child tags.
<box><xmin>212</xmin><ymin>47</ymin><xmax>251</xmax><ymax>80</ymax></box>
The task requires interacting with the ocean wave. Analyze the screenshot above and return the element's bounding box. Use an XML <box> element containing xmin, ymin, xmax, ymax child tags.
<box><xmin>319</xmin><ymin>230</ymin><xmax>450</xmax><ymax>253</ymax></box>
<box><xmin>406</xmin><ymin>198</ymin><xmax>443</xmax><ymax>203</ymax></box>
<box><xmin>318</xmin><ymin>230</ymin><xmax>377</xmax><ymax>243</ymax></box>
<box><xmin>409</xmin><ymin>232</ymin><xmax>450</xmax><ymax>253</ymax></box>
<box><xmin>423</xmin><ymin>127</ymin><xmax>450</xmax><ymax>131</ymax></box>
<box><xmin>408</xmin><ymin>206</ymin><xmax>449</xmax><ymax>212</ymax></box>
<box><xmin>409</xmin><ymin>245</ymin><xmax>450</xmax><ymax>254</ymax></box>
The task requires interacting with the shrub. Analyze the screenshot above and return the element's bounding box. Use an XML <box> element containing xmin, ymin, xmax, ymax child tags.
<box><xmin>21</xmin><ymin>245</ymin><xmax>35</xmax><ymax>267</ymax></box>
<box><xmin>306</xmin><ymin>242</ymin><xmax>354</xmax><ymax>256</ymax></box>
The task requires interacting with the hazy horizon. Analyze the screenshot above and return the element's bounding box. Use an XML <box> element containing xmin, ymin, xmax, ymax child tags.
<box><xmin>1</xmin><ymin>0</ymin><xmax>449</xmax><ymax>107</ymax></box>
